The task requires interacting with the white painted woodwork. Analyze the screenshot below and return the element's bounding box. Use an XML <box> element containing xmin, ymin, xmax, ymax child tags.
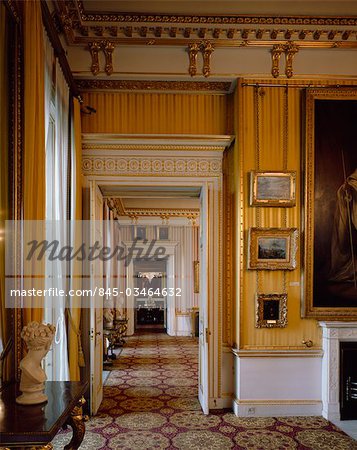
<box><xmin>198</xmin><ymin>185</ymin><xmax>209</xmax><ymax>414</ymax></box>
<box><xmin>82</xmin><ymin>134</ymin><xmax>227</xmax><ymax>411</ymax></box>
<box><xmin>319</xmin><ymin>322</ymin><xmax>357</xmax><ymax>421</ymax></box>
<box><xmin>232</xmin><ymin>349</ymin><xmax>323</xmax><ymax>417</ymax></box>
<box><xmin>90</xmin><ymin>183</ymin><xmax>104</xmax><ymax>415</ymax></box>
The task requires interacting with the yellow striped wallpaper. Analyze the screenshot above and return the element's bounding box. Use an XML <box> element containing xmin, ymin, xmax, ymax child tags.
<box><xmin>81</xmin><ymin>91</ymin><xmax>232</xmax><ymax>135</ymax></box>
<box><xmin>234</xmin><ymin>78</ymin><xmax>357</xmax><ymax>350</ymax></box>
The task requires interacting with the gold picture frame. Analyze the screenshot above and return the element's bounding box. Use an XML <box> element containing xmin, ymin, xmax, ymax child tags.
<box><xmin>250</xmin><ymin>171</ymin><xmax>296</xmax><ymax>207</ymax></box>
<box><xmin>256</xmin><ymin>293</ymin><xmax>288</xmax><ymax>328</ymax></box>
<box><xmin>193</xmin><ymin>261</ymin><xmax>200</xmax><ymax>293</ymax></box>
<box><xmin>303</xmin><ymin>88</ymin><xmax>357</xmax><ymax>319</ymax></box>
<box><xmin>248</xmin><ymin>227</ymin><xmax>298</xmax><ymax>270</ymax></box>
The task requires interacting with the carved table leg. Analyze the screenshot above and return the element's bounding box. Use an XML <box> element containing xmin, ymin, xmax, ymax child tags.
<box><xmin>63</xmin><ymin>397</ymin><xmax>88</xmax><ymax>450</ymax></box>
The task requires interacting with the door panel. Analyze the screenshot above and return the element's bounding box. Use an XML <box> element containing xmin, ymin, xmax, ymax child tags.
<box><xmin>198</xmin><ymin>185</ymin><xmax>209</xmax><ymax>414</ymax></box>
<box><xmin>90</xmin><ymin>183</ymin><xmax>104</xmax><ymax>415</ymax></box>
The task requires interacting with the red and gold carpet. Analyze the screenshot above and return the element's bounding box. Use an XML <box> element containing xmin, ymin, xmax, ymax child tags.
<box><xmin>53</xmin><ymin>332</ymin><xmax>357</xmax><ymax>449</ymax></box>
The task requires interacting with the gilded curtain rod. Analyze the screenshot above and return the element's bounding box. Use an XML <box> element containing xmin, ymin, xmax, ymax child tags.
<box><xmin>241</xmin><ymin>83</ymin><xmax>357</xmax><ymax>89</ymax></box>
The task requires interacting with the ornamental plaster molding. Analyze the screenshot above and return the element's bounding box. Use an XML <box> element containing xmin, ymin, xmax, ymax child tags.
<box><xmin>58</xmin><ymin>0</ymin><xmax>357</xmax><ymax>46</ymax></box>
<box><xmin>82</xmin><ymin>156</ymin><xmax>222</xmax><ymax>177</ymax></box>
<box><xmin>82</xmin><ymin>133</ymin><xmax>234</xmax><ymax>150</ymax></box>
<box><xmin>81</xmin><ymin>134</ymin><xmax>229</xmax><ymax>176</ymax></box>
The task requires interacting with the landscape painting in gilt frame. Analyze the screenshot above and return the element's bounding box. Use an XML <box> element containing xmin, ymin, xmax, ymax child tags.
<box><xmin>248</xmin><ymin>228</ymin><xmax>298</xmax><ymax>270</ymax></box>
<box><xmin>303</xmin><ymin>89</ymin><xmax>357</xmax><ymax>319</ymax></box>
<box><xmin>250</xmin><ymin>171</ymin><xmax>296</xmax><ymax>207</ymax></box>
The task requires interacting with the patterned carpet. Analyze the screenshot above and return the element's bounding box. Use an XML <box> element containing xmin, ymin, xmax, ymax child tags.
<box><xmin>53</xmin><ymin>332</ymin><xmax>357</xmax><ymax>449</ymax></box>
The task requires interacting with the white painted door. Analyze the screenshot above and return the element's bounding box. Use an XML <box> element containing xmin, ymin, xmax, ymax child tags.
<box><xmin>198</xmin><ymin>185</ymin><xmax>209</xmax><ymax>414</ymax></box>
<box><xmin>90</xmin><ymin>183</ymin><xmax>104</xmax><ymax>414</ymax></box>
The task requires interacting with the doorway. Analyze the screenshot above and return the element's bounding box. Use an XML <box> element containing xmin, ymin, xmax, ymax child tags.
<box><xmin>85</xmin><ymin>177</ymin><xmax>222</xmax><ymax>414</ymax></box>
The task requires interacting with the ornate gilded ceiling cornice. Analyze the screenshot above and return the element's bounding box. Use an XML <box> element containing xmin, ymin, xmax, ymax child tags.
<box><xmin>125</xmin><ymin>207</ymin><xmax>199</xmax><ymax>216</ymax></box>
<box><xmin>123</xmin><ymin>207</ymin><xmax>200</xmax><ymax>220</ymax></box>
<box><xmin>74</xmin><ymin>1</ymin><xmax>357</xmax><ymax>26</ymax></box>
<box><xmin>57</xmin><ymin>1</ymin><xmax>357</xmax><ymax>46</ymax></box>
<box><xmin>55</xmin><ymin>1</ymin><xmax>357</xmax><ymax>79</ymax></box>
<box><xmin>81</xmin><ymin>133</ymin><xmax>233</xmax><ymax>151</ymax></box>
<box><xmin>76</xmin><ymin>79</ymin><xmax>233</xmax><ymax>93</ymax></box>
<box><xmin>106</xmin><ymin>199</ymin><xmax>200</xmax><ymax>220</ymax></box>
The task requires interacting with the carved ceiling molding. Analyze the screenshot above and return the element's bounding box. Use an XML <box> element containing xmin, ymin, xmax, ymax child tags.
<box><xmin>125</xmin><ymin>207</ymin><xmax>200</xmax><ymax>217</ymax></box>
<box><xmin>56</xmin><ymin>1</ymin><xmax>357</xmax><ymax>46</ymax></box>
<box><xmin>76</xmin><ymin>79</ymin><xmax>233</xmax><ymax>93</ymax></box>
<box><xmin>106</xmin><ymin>197</ymin><xmax>200</xmax><ymax>222</ymax></box>
<box><xmin>70</xmin><ymin>1</ymin><xmax>357</xmax><ymax>26</ymax></box>
<box><xmin>82</xmin><ymin>144</ymin><xmax>226</xmax><ymax>152</ymax></box>
<box><xmin>109</xmin><ymin>204</ymin><xmax>200</xmax><ymax>220</ymax></box>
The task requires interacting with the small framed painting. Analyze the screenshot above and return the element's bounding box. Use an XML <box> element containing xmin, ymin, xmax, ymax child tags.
<box><xmin>248</xmin><ymin>227</ymin><xmax>298</xmax><ymax>270</ymax></box>
<box><xmin>256</xmin><ymin>293</ymin><xmax>288</xmax><ymax>328</ymax></box>
<box><xmin>250</xmin><ymin>171</ymin><xmax>296</xmax><ymax>207</ymax></box>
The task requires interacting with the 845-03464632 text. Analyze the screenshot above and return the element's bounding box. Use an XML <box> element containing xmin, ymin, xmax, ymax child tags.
<box><xmin>10</xmin><ymin>287</ymin><xmax>182</xmax><ymax>299</ymax></box>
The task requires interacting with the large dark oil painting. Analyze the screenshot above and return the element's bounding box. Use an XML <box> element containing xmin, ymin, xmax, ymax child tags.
<box><xmin>304</xmin><ymin>89</ymin><xmax>357</xmax><ymax>318</ymax></box>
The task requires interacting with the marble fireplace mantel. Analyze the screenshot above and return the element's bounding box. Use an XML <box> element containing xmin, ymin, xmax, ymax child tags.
<box><xmin>319</xmin><ymin>321</ymin><xmax>357</xmax><ymax>421</ymax></box>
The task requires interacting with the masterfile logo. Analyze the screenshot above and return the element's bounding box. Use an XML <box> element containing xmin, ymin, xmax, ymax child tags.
<box><xmin>4</xmin><ymin>220</ymin><xmax>177</xmax><ymax>309</ymax></box>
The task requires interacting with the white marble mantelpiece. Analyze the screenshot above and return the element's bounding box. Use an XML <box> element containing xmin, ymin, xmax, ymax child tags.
<box><xmin>319</xmin><ymin>321</ymin><xmax>357</xmax><ymax>421</ymax></box>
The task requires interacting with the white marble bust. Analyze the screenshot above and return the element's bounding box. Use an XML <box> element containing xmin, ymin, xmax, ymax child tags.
<box><xmin>16</xmin><ymin>321</ymin><xmax>56</xmax><ymax>405</ymax></box>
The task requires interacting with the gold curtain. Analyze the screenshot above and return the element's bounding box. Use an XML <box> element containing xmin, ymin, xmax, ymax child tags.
<box><xmin>23</xmin><ymin>0</ymin><xmax>45</xmax><ymax>324</ymax></box>
<box><xmin>81</xmin><ymin>92</ymin><xmax>231</xmax><ymax>135</ymax></box>
<box><xmin>68</xmin><ymin>98</ymin><xmax>83</xmax><ymax>380</ymax></box>
<box><xmin>74</xmin><ymin>99</ymin><xmax>83</xmax><ymax>222</ymax></box>
<box><xmin>0</xmin><ymin>3</ymin><xmax>11</xmax><ymax>381</ymax></box>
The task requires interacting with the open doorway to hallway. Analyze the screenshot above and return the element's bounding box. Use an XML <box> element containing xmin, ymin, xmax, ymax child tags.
<box><xmin>98</xmin><ymin>185</ymin><xmax>202</xmax><ymax>415</ymax></box>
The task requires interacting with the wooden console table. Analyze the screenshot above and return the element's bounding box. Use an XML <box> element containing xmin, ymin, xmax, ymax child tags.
<box><xmin>0</xmin><ymin>381</ymin><xmax>88</xmax><ymax>450</ymax></box>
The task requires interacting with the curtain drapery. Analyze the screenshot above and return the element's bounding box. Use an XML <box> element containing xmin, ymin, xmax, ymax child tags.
<box><xmin>23</xmin><ymin>0</ymin><xmax>46</xmax><ymax>324</ymax></box>
<box><xmin>103</xmin><ymin>202</ymin><xmax>115</xmax><ymax>326</ymax></box>
<box><xmin>44</xmin><ymin>55</ymin><xmax>70</xmax><ymax>381</ymax></box>
<box><xmin>0</xmin><ymin>3</ymin><xmax>11</xmax><ymax>381</ymax></box>
<box><xmin>68</xmin><ymin>98</ymin><xmax>84</xmax><ymax>381</ymax></box>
